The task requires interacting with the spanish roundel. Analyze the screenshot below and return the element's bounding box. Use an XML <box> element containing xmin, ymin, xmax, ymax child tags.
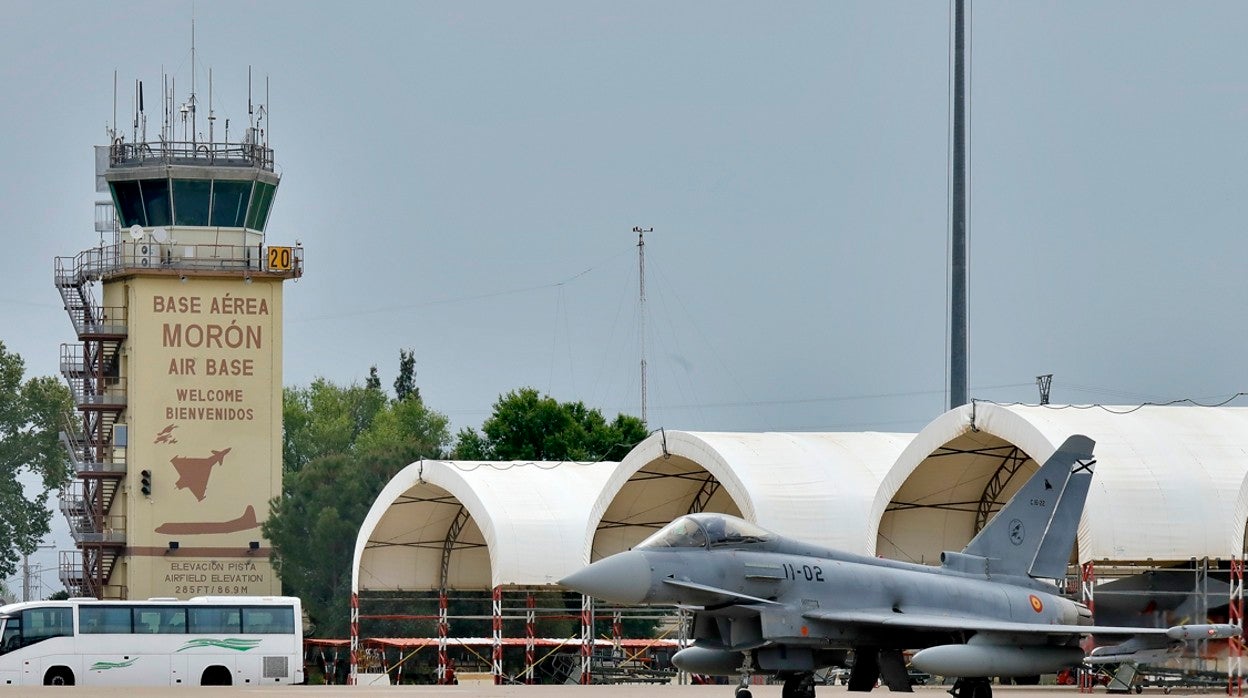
<box><xmin>1028</xmin><ymin>594</ymin><xmax>1044</xmax><ymax>613</ymax></box>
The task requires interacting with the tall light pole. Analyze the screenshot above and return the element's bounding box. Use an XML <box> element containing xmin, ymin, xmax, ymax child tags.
<box><xmin>633</xmin><ymin>227</ymin><xmax>653</xmax><ymax>424</ymax></box>
<box><xmin>949</xmin><ymin>0</ymin><xmax>971</xmax><ymax>409</ymax></box>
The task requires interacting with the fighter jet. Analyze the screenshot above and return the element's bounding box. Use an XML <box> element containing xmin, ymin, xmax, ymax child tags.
<box><xmin>560</xmin><ymin>435</ymin><xmax>1239</xmax><ymax>698</ymax></box>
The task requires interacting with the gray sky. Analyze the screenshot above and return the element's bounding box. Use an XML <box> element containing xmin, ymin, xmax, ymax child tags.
<box><xmin>4</xmin><ymin>1</ymin><xmax>1248</xmax><ymax>593</ymax></box>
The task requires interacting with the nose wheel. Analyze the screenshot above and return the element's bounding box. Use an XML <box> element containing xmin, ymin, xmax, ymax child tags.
<box><xmin>735</xmin><ymin>650</ymin><xmax>755</xmax><ymax>698</ymax></box>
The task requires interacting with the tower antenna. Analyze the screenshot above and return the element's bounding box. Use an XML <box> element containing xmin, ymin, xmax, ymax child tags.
<box><xmin>633</xmin><ymin>226</ymin><xmax>653</xmax><ymax>424</ymax></box>
<box><xmin>190</xmin><ymin>15</ymin><xmax>196</xmax><ymax>144</ymax></box>
<box><xmin>208</xmin><ymin>68</ymin><xmax>215</xmax><ymax>144</ymax></box>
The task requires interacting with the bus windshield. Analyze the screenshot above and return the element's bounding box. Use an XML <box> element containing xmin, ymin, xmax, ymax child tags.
<box><xmin>0</xmin><ymin>615</ymin><xmax>18</xmax><ymax>655</ymax></box>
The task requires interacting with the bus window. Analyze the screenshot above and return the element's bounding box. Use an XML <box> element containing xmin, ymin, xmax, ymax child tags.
<box><xmin>20</xmin><ymin>607</ymin><xmax>73</xmax><ymax>645</ymax></box>
<box><xmin>188</xmin><ymin>607</ymin><xmax>241</xmax><ymax>634</ymax></box>
<box><xmin>242</xmin><ymin>607</ymin><xmax>294</xmax><ymax>634</ymax></box>
<box><xmin>80</xmin><ymin>606</ymin><xmax>132</xmax><ymax>634</ymax></box>
<box><xmin>132</xmin><ymin>606</ymin><xmax>187</xmax><ymax>634</ymax></box>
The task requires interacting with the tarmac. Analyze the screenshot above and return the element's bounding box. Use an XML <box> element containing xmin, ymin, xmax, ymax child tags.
<box><xmin>0</xmin><ymin>685</ymin><xmax>1231</xmax><ymax>697</ymax></box>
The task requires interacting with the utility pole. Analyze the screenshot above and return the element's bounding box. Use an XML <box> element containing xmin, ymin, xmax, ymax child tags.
<box><xmin>22</xmin><ymin>543</ymin><xmax>54</xmax><ymax>602</ymax></box>
<box><xmin>633</xmin><ymin>227</ymin><xmax>653</xmax><ymax>424</ymax></box>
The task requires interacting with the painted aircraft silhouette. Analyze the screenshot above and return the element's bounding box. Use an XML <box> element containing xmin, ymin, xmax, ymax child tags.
<box><xmin>561</xmin><ymin>435</ymin><xmax>1239</xmax><ymax>698</ymax></box>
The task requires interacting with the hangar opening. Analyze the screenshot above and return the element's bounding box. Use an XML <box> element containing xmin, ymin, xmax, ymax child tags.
<box><xmin>356</xmin><ymin>480</ymin><xmax>489</xmax><ymax>592</ymax></box>
<box><xmin>876</xmin><ymin>431</ymin><xmax>1058</xmax><ymax>566</ymax></box>
<box><xmin>593</xmin><ymin>452</ymin><xmax>742</xmax><ymax>561</ymax></box>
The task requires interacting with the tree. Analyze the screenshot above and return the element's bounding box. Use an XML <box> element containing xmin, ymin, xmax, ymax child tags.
<box><xmin>0</xmin><ymin>341</ymin><xmax>73</xmax><ymax>580</ymax></box>
<box><xmin>354</xmin><ymin>396</ymin><xmax>449</xmax><ymax>459</ymax></box>
<box><xmin>451</xmin><ymin>387</ymin><xmax>648</xmax><ymax>462</ymax></box>
<box><xmin>265</xmin><ymin>450</ymin><xmax>407</xmax><ymax>636</ymax></box>
<box><xmin>269</xmin><ymin>361</ymin><xmax>450</xmax><ymax>635</ymax></box>
<box><xmin>393</xmin><ymin>349</ymin><xmax>419</xmax><ymax>402</ymax></box>
<box><xmin>282</xmin><ymin>378</ymin><xmax>386</xmax><ymax>477</ymax></box>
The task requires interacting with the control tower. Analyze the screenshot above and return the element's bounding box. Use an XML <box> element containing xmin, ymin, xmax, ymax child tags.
<box><xmin>54</xmin><ymin>74</ymin><xmax>302</xmax><ymax>599</ymax></box>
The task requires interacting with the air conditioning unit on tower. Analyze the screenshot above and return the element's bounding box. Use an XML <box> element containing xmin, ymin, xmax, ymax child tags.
<box><xmin>129</xmin><ymin>240</ymin><xmax>160</xmax><ymax>268</ymax></box>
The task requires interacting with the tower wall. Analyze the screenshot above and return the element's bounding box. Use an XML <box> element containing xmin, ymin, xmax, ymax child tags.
<box><xmin>114</xmin><ymin>275</ymin><xmax>284</xmax><ymax>597</ymax></box>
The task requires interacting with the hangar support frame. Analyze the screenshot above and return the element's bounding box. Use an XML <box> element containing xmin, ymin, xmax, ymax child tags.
<box><xmin>348</xmin><ymin>587</ymin><xmax>675</xmax><ymax>685</ymax></box>
<box><xmin>886</xmin><ymin>444</ymin><xmax>1033</xmax><ymax>537</ymax></box>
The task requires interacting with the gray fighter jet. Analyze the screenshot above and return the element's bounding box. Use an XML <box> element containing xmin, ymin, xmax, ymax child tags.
<box><xmin>560</xmin><ymin>435</ymin><xmax>1239</xmax><ymax>698</ymax></box>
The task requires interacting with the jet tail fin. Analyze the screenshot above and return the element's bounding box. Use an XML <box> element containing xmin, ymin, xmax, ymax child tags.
<box><xmin>960</xmin><ymin>435</ymin><xmax>1096</xmax><ymax>579</ymax></box>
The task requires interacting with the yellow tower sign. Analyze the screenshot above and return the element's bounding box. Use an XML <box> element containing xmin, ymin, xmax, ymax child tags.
<box><xmin>54</xmin><ymin>81</ymin><xmax>301</xmax><ymax>599</ymax></box>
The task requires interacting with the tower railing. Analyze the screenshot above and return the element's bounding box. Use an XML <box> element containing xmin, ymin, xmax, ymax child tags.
<box><xmin>60</xmin><ymin>428</ymin><xmax>123</xmax><ymax>475</ymax></box>
<box><xmin>59</xmin><ymin>550</ymin><xmax>126</xmax><ymax>600</ymax></box>
<box><xmin>58</xmin><ymin>482</ymin><xmax>125</xmax><ymax>544</ymax></box>
<box><xmin>56</xmin><ymin>240</ymin><xmax>302</xmax><ymax>282</ymax></box>
<box><xmin>53</xmin><ymin>256</ymin><xmax>128</xmax><ymax>338</ymax></box>
<box><xmin>59</xmin><ymin>343</ymin><xmax>126</xmax><ymax>408</ymax></box>
<box><xmin>109</xmin><ymin>138</ymin><xmax>275</xmax><ymax>172</ymax></box>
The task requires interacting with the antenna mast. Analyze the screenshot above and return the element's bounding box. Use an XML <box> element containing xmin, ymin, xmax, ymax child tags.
<box><xmin>633</xmin><ymin>226</ymin><xmax>653</xmax><ymax>424</ymax></box>
<box><xmin>191</xmin><ymin>17</ymin><xmax>195</xmax><ymax>143</ymax></box>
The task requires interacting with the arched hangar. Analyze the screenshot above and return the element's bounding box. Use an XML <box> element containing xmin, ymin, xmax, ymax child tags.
<box><xmin>876</xmin><ymin>402</ymin><xmax>1248</xmax><ymax>566</ymax></box>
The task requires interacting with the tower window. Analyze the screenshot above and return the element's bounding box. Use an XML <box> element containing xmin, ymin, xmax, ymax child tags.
<box><xmin>211</xmin><ymin>180</ymin><xmax>252</xmax><ymax>228</ymax></box>
<box><xmin>140</xmin><ymin>179</ymin><xmax>172</xmax><ymax>227</ymax></box>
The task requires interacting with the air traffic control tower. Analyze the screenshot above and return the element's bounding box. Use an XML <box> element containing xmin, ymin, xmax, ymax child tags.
<box><xmin>54</xmin><ymin>81</ymin><xmax>302</xmax><ymax>599</ymax></box>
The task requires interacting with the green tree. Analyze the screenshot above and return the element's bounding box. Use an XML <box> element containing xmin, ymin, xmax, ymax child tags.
<box><xmin>393</xmin><ymin>349</ymin><xmax>419</xmax><ymax>402</ymax></box>
<box><xmin>265</xmin><ymin>450</ymin><xmax>404</xmax><ymax>637</ymax></box>
<box><xmin>354</xmin><ymin>396</ymin><xmax>449</xmax><ymax>459</ymax></box>
<box><xmin>269</xmin><ymin>365</ymin><xmax>450</xmax><ymax>636</ymax></box>
<box><xmin>282</xmin><ymin>378</ymin><xmax>386</xmax><ymax>477</ymax></box>
<box><xmin>0</xmin><ymin>341</ymin><xmax>73</xmax><ymax>580</ymax></box>
<box><xmin>452</xmin><ymin>387</ymin><xmax>647</xmax><ymax>462</ymax></box>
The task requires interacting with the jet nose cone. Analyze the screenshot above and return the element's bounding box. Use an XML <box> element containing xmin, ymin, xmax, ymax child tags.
<box><xmin>559</xmin><ymin>551</ymin><xmax>651</xmax><ymax>604</ymax></box>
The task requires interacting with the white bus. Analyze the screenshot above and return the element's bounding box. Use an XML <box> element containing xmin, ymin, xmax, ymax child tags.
<box><xmin>0</xmin><ymin>595</ymin><xmax>304</xmax><ymax>686</ymax></box>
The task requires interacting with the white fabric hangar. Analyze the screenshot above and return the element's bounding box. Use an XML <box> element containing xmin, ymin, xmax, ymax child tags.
<box><xmin>876</xmin><ymin>402</ymin><xmax>1248</xmax><ymax>565</ymax></box>
<box><xmin>352</xmin><ymin>459</ymin><xmax>617</xmax><ymax>593</ymax></box>
<box><xmin>585</xmin><ymin>430</ymin><xmax>916</xmax><ymax>560</ymax></box>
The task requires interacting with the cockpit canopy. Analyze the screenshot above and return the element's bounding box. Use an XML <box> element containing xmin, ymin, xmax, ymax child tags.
<box><xmin>636</xmin><ymin>513</ymin><xmax>773</xmax><ymax>550</ymax></box>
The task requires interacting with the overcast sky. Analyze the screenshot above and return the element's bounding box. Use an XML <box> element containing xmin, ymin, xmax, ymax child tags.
<box><xmin>4</xmin><ymin>1</ymin><xmax>1248</xmax><ymax>594</ymax></box>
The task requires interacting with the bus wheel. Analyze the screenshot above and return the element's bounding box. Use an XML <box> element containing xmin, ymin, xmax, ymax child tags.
<box><xmin>201</xmin><ymin>666</ymin><xmax>233</xmax><ymax>686</ymax></box>
<box><xmin>44</xmin><ymin>667</ymin><xmax>75</xmax><ymax>686</ymax></box>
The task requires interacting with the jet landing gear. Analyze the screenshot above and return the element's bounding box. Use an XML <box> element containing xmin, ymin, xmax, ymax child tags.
<box><xmin>949</xmin><ymin>677</ymin><xmax>993</xmax><ymax>698</ymax></box>
<box><xmin>781</xmin><ymin>671</ymin><xmax>818</xmax><ymax>698</ymax></box>
<box><xmin>735</xmin><ymin>650</ymin><xmax>756</xmax><ymax>698</ymax></box>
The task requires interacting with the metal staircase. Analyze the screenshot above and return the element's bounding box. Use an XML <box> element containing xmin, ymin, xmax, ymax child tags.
<box><xmin>54</xmin><ymin>251</ymin><xmax>128</xmax><ymax>599</ymax></box>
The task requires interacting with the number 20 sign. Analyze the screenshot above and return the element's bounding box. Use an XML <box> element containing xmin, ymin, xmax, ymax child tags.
<box><xmin>267</xmin><ymin>246</ymin><xmax>293</xmax><ymax>271</ymax></box>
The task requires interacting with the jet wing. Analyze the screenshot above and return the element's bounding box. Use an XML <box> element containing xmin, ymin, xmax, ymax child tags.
<box><xmin>802</xmin><ymin>608</ymin><xmax>1237</xmax><ymax>641</ymax></box>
